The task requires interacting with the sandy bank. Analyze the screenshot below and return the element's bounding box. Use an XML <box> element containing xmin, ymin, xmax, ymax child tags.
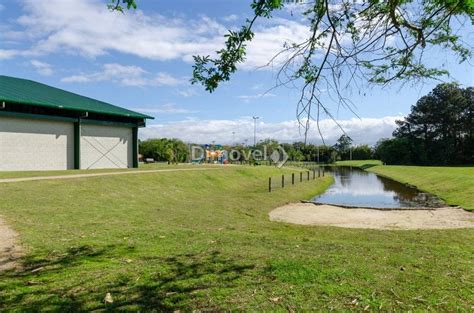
<box><xmin>269</xmin><ymin>203</ymin><xmax>474</xmax><ymax>230</ymax></box>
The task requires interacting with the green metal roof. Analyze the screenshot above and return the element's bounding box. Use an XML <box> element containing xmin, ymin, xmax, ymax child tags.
<box><xmin>0</xmin><ymin>75</ymin><xmax>153</xmax><ymax>120</ymax></box>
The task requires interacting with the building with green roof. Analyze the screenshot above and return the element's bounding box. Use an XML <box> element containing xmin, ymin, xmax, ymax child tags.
<box><xmin>0</xmin><ymin>75</ymin><xmax>153</xmax><ymax>171</ymax></box>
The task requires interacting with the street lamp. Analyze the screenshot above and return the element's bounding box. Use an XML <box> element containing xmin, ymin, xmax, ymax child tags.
<box><xmin>252</xmin><ymin>116</ymin><xmax>259</xmax><ymax>146</ymax></box>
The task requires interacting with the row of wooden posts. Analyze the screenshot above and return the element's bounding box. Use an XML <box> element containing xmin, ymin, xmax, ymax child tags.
<box><xmin>268</xmin><ymin>168</ymin><xmax>325</xmax><ymax>192</ymax></box>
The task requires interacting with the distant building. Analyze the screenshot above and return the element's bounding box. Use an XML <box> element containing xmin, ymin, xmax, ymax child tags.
<box><xmin>0</xmin><ymin>75</ymin><xmax>153</xmax><ymax>171</ymax></box>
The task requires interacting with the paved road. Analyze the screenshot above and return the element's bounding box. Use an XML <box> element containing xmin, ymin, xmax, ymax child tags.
<box><xmin>0</xmin><ymin>167</ymin><xmax>224</xmax><ymax>184</ymax></box>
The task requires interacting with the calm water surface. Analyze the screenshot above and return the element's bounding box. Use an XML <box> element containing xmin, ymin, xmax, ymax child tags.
<box><xmin>312</xmin><ymin>167</ymin><xmax>443</xmax><ymax>209</ymax></box>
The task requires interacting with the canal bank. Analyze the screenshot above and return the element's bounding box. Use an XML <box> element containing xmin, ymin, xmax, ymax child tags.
<box><xmin>269</xmin><ymin>163</ymin><xmax>473</xmax><ymax>229</ymax></box>
<box><xmin>269</xmin><ymin>203</ymin><xmax>474</xmax><ymax>230</ymax></box>
<box><xmin>367</xmin><ymin>165</ymin><xmax>474</xmax><ymax>212</ymax></box>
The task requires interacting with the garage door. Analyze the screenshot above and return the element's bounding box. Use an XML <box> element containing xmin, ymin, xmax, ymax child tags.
<box><xmin>0</xmin><ymin>116</ymin><xmax>74</xmax><ymax>171</ymax></box>
<box><xmin>80</xmin><ymin>124</ymin><xmax>132</xmax><ymax>169</ymax></box>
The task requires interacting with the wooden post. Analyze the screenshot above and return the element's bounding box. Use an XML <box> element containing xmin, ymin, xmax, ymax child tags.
<box><xmin>307</xmin><ymin>171</ymin><xmax>310</xmax><ymax>180</ymax></box>
<box><xmin>300</xmin><ymin>172</ymin><xmax>302</xmax><ymax>182</ymax></box>
<box><xmin>292</xmin><ymin>173</ymin><xmax>295</xmax><ymax>185</ymax></box>
<box><xmin>313</xmin><ymin>170</ymin><xmax>315</xmax><ymax>180</ymax></box>
<box><xmin>281</xmin><ymin>175</ymin><xmax>285</xmax><ymax>188</ymax></box>
<box><xmin>323</xmin><ymin>168</ymin><xmax>325</xmax><ymax>176</ymax></box>
<box><xmin>269</xmin><ymin>177</ymin><xmax>272</xmax><ymax>192</ymax></box>
<box><xmin>318</xmin><ymin>167</ymin><xmax>321</xmax><ymax>177</ymax></box>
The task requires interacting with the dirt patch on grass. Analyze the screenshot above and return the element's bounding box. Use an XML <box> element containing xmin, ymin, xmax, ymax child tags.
<box><xmin>269</xmin><ymin>203</ymin><xmax>474</xmax><ymax>230</ymax></box>
<box><xmin>0</xmin><ymin>217</ymin><xmax>22</xmax><ymax>271</ymax></box>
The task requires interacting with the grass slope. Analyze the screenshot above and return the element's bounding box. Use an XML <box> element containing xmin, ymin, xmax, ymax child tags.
<box><xmin>369</xmin><ymin>165</ymin><xmax>474</xmax><ymax>212</ymax></box>
<box><xmin>0</xmin><ymin>166</ymin><xmax>473</xmax><ymax>311</ymax></box>
<box><xmin>336</xmin><ymin>160</ymin><xmax>383</xmax><ymax>168</ymax></box>
<box><xmin>0</xmin><ymin>163</ymin><xmax>212</xmax><ymax>180</ymax></box>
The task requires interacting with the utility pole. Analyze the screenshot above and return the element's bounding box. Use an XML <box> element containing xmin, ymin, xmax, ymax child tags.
<box><xmin>252</xmin><ymin>116</ymin><xmax>259</xmax><ymax>146</ymax></box>
<box><xmin>232</xmin><ymin>131</ymin><xmax>235</xmax><ymax>146</ymax></box>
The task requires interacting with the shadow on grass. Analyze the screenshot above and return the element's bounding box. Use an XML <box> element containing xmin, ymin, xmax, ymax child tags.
<box><xmin>0</xmin><ymin>246</ymin><xmax>255</xmax><ymax>311</ymax></box>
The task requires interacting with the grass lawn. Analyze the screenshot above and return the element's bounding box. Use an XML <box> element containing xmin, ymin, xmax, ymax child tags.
<box><xmin>0</xmin><ymin>166</ymin><xmax>473</xmax><ymax>311</ymax></box>
<box><xmin>0</xmin><ymin>163</ymin><xmax>215</xmax><ymax>180</ymax></box>
<box><xmin>335</xmin><ymin>160</ymin><xmax>383</xmax><ymax>168</ymax></box>
<box><xmin>369</xmin><ymin>165</ymin><xmax>474</xmax><ymax>212</ymax></box>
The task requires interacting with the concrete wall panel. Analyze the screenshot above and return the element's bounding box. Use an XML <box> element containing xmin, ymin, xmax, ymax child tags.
<box><xmin>80</xmin><ymin>124</ymin><xmax>132</xmax><ymax>169</ymax></box>
<box><xmin>0</xmin><ymin>116</ymin><xmax>74</xmax><ymax>171</ymax></box>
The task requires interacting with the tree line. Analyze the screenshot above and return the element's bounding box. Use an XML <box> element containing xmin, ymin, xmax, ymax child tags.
<box><xmin>139</xmin><ymin>84</ymin><xmax>473</xmax><ymax>166</ymax></box>
<box><xmin>375</xmin><ymin>83</ymin><xmax>473</xmax><ymax>165</ymax></box>
<box><xmin>139</xmin><ymin>137</ymin><xmax>374</xmax><ymax>165</ymax></box>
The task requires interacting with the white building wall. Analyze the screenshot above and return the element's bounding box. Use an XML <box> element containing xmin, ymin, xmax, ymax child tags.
<box><xmin>80</xmin><ymin>124</ymin><xmax>132</xmax><ymax>169</ymax></box>
<box><xmin>0</xmin><ymin>116</ymin><xmax>74</xmax><ymax>171</ymax></box>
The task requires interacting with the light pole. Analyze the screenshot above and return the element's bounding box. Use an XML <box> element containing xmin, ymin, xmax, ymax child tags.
<box><xmin>252</xmin><ymin>116</ymin><xmax>259</xmax><ymax>146</ymax></box>
<box><xmin>232</xmin><ymin>131</ymin><xmax>235</xmax><ymax>146</ymax></box>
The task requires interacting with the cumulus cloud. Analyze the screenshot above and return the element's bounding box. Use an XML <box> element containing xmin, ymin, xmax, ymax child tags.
<box><xmin>241</xmin><ymin>18</ymin><xmax>311</xmax><ymax>69</ymax></box>
<box><xmin>5</xmin><ymin>0</ymin><xmax>311</xmax><ymax>71</ymax></box>
<box><xmin>61</xmin><ymin>63</ymin><xmax>184</xmax><ymax>87</ymax></box>
<box><xmin>13</xmin><ymin>0</ymin><xmax>225</xmax><ymax>62</ymax></box>
<box><xmin>140</xmin><ymin>116</ymin><xmax>402</xmax><ymax>145</ymax></box>
<box><xmin>30</xmin><ymin>60</ymin><xmax>54</xmax><ymax>76</ymax></box>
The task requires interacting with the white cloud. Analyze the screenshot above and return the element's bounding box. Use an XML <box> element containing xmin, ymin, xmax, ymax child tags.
<box><xmin>177</xmin><ymin>88</ymin><xmax>199</xmax><ymax>97</ymax></box>
<box><xmin>61</xmin><ymin>63</ymin><xmax>184</xmax><ymax>87</ymax></box>
<box><xmin>237</xmin><ymin>93</ymin><xmax>276</xmax><ymax>102</ymax></box>
<box><xmin>153</xmin><ymin>73</ymin><xmax>184</xmax><ymax>87</ymax></box>
<box><xmin>5</xmin><ymin>0</ymin><xmax>312</xmax><ymax>71</ymax></box>
<box><xmin>240</xmin><ymin>18</ymin><xmax>312</xmax><ymax>69</ymax></box>
<box><xmin>14</xmin><ymin>0</ymin><xmax>226</xmax><ymax>62</ymax></box>
<box><xmin>0</xmin><ymin>49</ymin><xmax>20</xmax><ymax>60</ymax></box>
<box><xmin>222</xmin><ymin>14</ymin><xmax>239</xmax><ymax>22</ymax></box>
<box><xmin>134</xmin><ymin>103</ymin><xmax>198</xmax><ymax>114</ymax></box>
<box><xmin>140</xmin><ymin>115</ymin><xmax>402</xmax><ymax>145</ymax></box>
<box><xmin>30</xmin><ymin>59</ymin><xmax>54</xmax><ymax>76</ymax></box>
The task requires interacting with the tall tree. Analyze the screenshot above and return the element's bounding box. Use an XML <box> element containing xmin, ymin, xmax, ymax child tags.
<box><xmin>334</xmin><ymin>134</ymin><xmax>353</xmax><ymax>159</ymax></box>
<box><xmin>379</xmin><ymin>83</ymin><xmax>474</xmax><ymax>165</ymax></box>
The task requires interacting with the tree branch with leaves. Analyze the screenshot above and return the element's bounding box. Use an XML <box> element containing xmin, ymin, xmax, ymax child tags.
<box><xmin>109</xmin><ymin>0</ymin><xmax>474</xmax><ymax>143</ymax></box>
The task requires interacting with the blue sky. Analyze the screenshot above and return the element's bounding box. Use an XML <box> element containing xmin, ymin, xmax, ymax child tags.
<box><xmin>1</xmin><ymin>0</ymin><xmax>473</xmax><ymax>144</ymax></box>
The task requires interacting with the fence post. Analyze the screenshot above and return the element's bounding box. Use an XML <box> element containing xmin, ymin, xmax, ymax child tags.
<box><xmin>307</xmin><ymin>171</ymin><xmax>310</xmax><ymax>181</ymax></box>
<box><xmin>323</xmin><ymin>168</ymin><xmax>325</xmax><ymax>176</ymax></box>
<box><xmin>281</xmin><ymin>175</ymin><xmax>285</xmax><ymax>188</ymax></box>
<box><xmin>300</xmin><ymin>172</ymin><xmax>302</xmax><ymax>182</ymax></box>
<box><xmin>269</xmin><ymin>177</ymin><xmax>272</xmax><ymax>192</ymax></box>
<box><xmin>292</xmin><ymin>173</ymin><xmax>295</xmax><ymax>185</ymax></box>
<box><xmin>313</xmin><ymin>169</ymin><xmax>315</xmax><ymax>180</ymax></box>
<box><xmin>318</xmin><ymin>167</ymin><xmax>321</xmax><ymax>177</ymax></box>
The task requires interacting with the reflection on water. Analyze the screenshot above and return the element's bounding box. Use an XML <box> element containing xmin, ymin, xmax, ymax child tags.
<box><xmin>312</xmin><ymin>167</ymin><xmax>443</xmax><ymax>209</ymax></box>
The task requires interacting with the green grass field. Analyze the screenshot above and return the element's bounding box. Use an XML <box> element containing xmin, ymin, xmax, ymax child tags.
<box><xmin>0</xmin><ymin>166</ymin><xmax>473</xmax><ymax>311</ymax></box>
<box><xmin>369</xmin><ymin>165</ymin><xmax>474</xmax><ymax>211</ymax></box>
<box><xmin>335</xmin><ymin>160</ymin><xmax>383</xmax><ymax>168</ymax></box>
<box><xmin>0</xmin><ymin>163</ymin><xmax>215</xmax><ymax>180</ymax></box>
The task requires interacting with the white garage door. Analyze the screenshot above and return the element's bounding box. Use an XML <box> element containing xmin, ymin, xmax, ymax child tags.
<box><xmin>0</xmin><ymin>116</ymin><xmax>74</xmax><ymax>171</ymax></box>
<box><xmin>80</xmin><ymin>124</ymin><xmax>132</xmax><ymax>169</ymax></box>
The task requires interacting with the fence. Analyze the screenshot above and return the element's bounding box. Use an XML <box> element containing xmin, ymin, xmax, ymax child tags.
<box><xmin>268</xmin><ymin>167</ymin><xmax>325</xmax><ymax>192</ymax></box>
